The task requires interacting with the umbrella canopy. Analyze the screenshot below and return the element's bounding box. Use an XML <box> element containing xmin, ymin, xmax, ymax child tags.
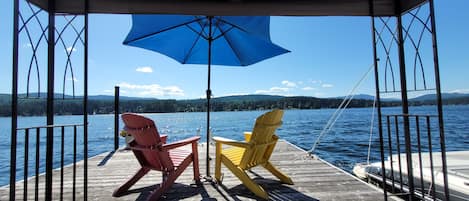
<box><xmin>124</xmin><ymin>15</ymin><xmax>288</xmax><ymax>66</ymax></box>
<box><xmin>123</xmin><ymin>15</ymin><xmax>289</xmax><ymax>178</ymax></box>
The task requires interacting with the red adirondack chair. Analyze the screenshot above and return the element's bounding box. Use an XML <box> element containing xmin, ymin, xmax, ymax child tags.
<box><xmin>113</xmin><ymin>113</ymin><xmax>200</xmax><ymax>200</ymax></box>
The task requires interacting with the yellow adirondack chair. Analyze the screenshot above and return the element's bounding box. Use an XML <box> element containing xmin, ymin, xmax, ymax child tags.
<box><xmin>213</xmin><ymin>109</ymin><xmax>293</xmax><ymax>199</ymax></box>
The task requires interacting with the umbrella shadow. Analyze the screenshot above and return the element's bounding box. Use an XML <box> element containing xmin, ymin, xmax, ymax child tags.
<box><xmin>218</xmin><ymin>177</ymin><xmax>319</xmax><ymax>201</ymax></box>
<box><xmin>160</xmin><ymin>181</ymin><xmax>223</xmax><ymax>201</ymax></box>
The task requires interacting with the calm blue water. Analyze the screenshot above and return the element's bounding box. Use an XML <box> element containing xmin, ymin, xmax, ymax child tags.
<box><xmin>1</xmin><ymin>105</ymin><xmax>468</xmax><ymax>186</ymax></box>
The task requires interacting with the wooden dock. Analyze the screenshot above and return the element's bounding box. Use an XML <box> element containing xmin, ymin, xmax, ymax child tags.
<box><xmin>1</xmin><ymin>140</ymin><xmax>391</xmax><ymax>200</ymax></box>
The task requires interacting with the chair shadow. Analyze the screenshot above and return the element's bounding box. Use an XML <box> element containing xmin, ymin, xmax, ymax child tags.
<box><xmin>124</xmin><ymin>182</ymin><xmax>201</xmax><ymax>201</ymax></box>
<box><xmin>116</xmin><ymin>177</ymin><xmax>318</xmax><ymax>200</ymax></box>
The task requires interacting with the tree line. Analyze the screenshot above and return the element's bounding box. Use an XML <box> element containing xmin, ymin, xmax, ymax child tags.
<box><xmin>1</xmin><ymin>95</ymin><xmax>468</xmax><ymax>117</ymax></box>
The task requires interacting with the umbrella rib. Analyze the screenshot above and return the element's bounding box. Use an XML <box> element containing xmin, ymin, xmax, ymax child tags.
<box><xmin>124</xmin><ymin>18</ymin><xmax>202</xmax><ymax>44</ymax></box>
<box><xmin>215</xmin><ymin>22</ymin><xmax>246</xmax><ymax>66</ymax></box>
<box><xmin>185</xmin><ymin>23</ymin><xmax>209</xmax><ymax>41</ymax></box>
<box><xmin>182</xmin><ymin>28</ymin><xmax>206</xmax><ymax>64</ymax></box>
<box><xmin>198</xmin><ymin>16</ymin><xmax>211</xmax><ymax>39</ymax></box>
<box><xmin>189</xmin><ymin>16</ymin><xmax>210</xmax><ymax>40</ymax></box>
<box><xmin>214</xmin><ymin>17</ymin><xmax>250</xmax><ymax>35</ymax></box>
<box><xmin>213</xmin><ymin>26</ymin><xmax>235</xmax><ymax>41</ymax></box>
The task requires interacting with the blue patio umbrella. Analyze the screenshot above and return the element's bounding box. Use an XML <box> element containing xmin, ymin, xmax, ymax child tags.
<box><xmin>123</xmin><ymin>15</ymin><xmax>289</xmax><ymax>178</ymax></box>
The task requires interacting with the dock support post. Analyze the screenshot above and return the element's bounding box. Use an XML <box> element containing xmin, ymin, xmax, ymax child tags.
<box><xmin>45</xmin><ymin>0</ymin><xmax>56</xmax><ymax>199</ymax></box>
<box><xmin>369</xmin><ymin>0</ymin><xmax>387</xmax><ymax>199</ymax></box>
<box><xmin>84</xmin><ymin>1</ymin><xmax>90</xmax><ymax>199</ymax></box>
<box><xmin>115</xmin><ymin>86</ymin><xmax>120</xmax><ymax>150</ymax></box>
<box><xmin>9</xmin><ymin>0</ymin><xmax>20</xmax><ymax>200</ymax></box>
<box><xmin>428</xmin><ymin>0</ymin><xmax>449</xmax><ymax>200</ymax></box>
<box><xmin>395</xmin><ymin>7</ymin><xmax>415</xmax><ymax>200</ymax></box>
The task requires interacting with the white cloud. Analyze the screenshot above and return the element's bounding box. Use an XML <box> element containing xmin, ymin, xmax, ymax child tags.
<box><xmin>67</xmin><ymin>77</ymin><xmax>79</xmax><ymax>82</ymax></box>
<box><xmin>311</xmin><ymin>80</ymin><xmax>322</xmax><ymax>84</ymax></box>
<box><xmin>281</xmin><ymin>80</ymin><xmax>297</xmax><ymax>88</ymax></box>
<box><xmin>321</xmin><ymin>83</ymin><xmax>334</xmax><ymax>88</ymax></box>
<box><xmin>118</xmin><ymin>82</ymin><xmax>184</xmax><ymax>97</ymax></box>
<box><xmin>314</xmin><ymin>92</ymin><xmax>326</xmax><ymax>97</ymax></box>
<box><xmin>302</xmin><ymin>86</ymin><xmax>315</xmax><ymax>91</ymax></box>
<box><xmin>136</xmin><ymin>66</ymin><xmax>153</xmax><ymax>73</ymax></box>
<box><xmin>66</xmin><ymin>47</ymin><xmax>77</xmax><ymax>53</ymax></box>
<box><xmin>255</xmin><ymin>87</ymin><xmax>289</xmax><ymax>94</ymax></box>
<box><xmin>219</xmin><ymin>92</ymin><xmax>249</xmax><ymax>97</ymax></box>
<box><xmin>103</xmin><ymin>89</ymin><xmax>128</xmax><ymax>94</ymax></box>
<box><xmin>408</xmin><ymin>91</ymin><xmax>433</xmax><ymax>99</ymax></box>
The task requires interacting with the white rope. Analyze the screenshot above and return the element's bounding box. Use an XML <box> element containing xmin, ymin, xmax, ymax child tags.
<box><xmin>309</xmin><ymin>63</ymin><xmax>375</xmax><ymax>154</ymax></box>
<box><xmin>366</xmin><ymin>95</ymin><xmax>377</xmax><ymax>164</ymax></box>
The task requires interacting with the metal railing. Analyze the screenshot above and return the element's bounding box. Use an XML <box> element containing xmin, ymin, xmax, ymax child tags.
<box><xmin>11</xmin><ymin>123</ymin><xmax>86</xmax><ymax>200</ymax></box>
<box><xmin>373</xmin><ymin>114</ymin><xmax>448</xmax><ymax>200</ymax></box>
<box><xmin>370</xmin><ymin>0</ymin><xmax>449</xmax><ymax>200</ymax></box>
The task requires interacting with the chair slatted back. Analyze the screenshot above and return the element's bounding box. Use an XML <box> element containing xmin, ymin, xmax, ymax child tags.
<box><xmin>240</xmin><ymin>109</ymin><xmax>283</xmax><ymax>169</ymax></box>
<box><xmin>121</xmin><ymin>113</ymin><xmax>174</xmax><ymax>171</ymax></box>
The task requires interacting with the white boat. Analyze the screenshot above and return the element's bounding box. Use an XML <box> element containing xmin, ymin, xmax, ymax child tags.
<box><xmin>353</xmin><ymin>151</ymin><xmax>469</xmax><ymax>201</ymax></box>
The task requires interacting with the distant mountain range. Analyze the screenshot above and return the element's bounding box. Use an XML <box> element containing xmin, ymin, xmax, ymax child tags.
<box><xmin>410</xmin><ymin>93</ymin><xmax>469</xmax><ymax>101</ymax></box>
<box><xmin>336</xmin><ymin>93</ymin><xmax>469</xmax><ymax>102</ymax></box>
<box><xmin>211</xmin><ymin>94</ymin><xmax>285</xmax><ymax>102</ymax></box>
<box><xmin>2</xmin><ymin>92</ymin><xmax>469</xmax><ymax>102</ymax></box>
<box><xmin>335</xmin><ymin>94</ymin><xmax>376</xmax><ymax>101</ymax></box>
<box><xmin>1</xmin><ymin>92</ymin><xmax>469</xmax><ymax>116</ymax></box>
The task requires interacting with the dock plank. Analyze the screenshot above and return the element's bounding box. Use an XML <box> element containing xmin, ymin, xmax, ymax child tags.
<box><xmin>1</xmin><ymin>140</ymin><xmax>390</xmax><ymax>200</ymax></box>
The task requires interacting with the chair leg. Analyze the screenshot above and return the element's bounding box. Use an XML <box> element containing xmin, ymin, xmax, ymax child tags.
<box><xmin>215</xmin><ymin>143</ymin><xmax>222</xmax><ymax>182</ymax></box>
<box><xmin>113</xmin><ymin>167</ymin><xmax>150</xmax><ymax>197</ymax></box>
<box><xmin>146</xmin><ymin>156</ymin><xmax>193</xmax><ymax>201</ymax></box>
<box><xmin>191</xmin><ymin>143</ymin><xmax>200</xmax><ymax>182</ymax></box>
<box><xmin>263</xmin><ymin>161</ymin><xmax>294</xmax><ymax>185</ymax></box>
<box><xmin>223</xmin><ymin>158</ymin><xmax>268</xmax><ymax>199</ymax></box>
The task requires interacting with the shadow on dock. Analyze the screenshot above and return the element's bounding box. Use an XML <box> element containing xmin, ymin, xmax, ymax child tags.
<box><xmin>97</xmin><ymin>150</ymin><xmax>116</xmax><ymax>166</ymax></box>
<box><xmin>0</xmin><ymin>140</ymin><xmax>387</xmax><ymax>201</ymax></box>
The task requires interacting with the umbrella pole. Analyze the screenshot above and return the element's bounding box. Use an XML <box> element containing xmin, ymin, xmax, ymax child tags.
<box><xmin>206</xmin><ymin>65</ymin><xmax>211</xmax><ymax>178</ymax></box>
<box><xmin>205</xmin><ymin>16</ymin><xmax>213</xmax><ymax>179</ymax></box>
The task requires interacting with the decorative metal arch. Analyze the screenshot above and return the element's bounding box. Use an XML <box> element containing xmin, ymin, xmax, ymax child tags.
<box><xmin>371</xmin><ymin>0</ymin><xmax>449</xmax><ymax>200</ymax></box>
<box><xmin>8</xmin><ymin>0</ymin><xmax>448</xmax><ymax>201</ymax></box>
<box><xmin>18</xmin><ymin>5</ymin><xmax>84</xmax><ymax>98</ymax></box>
<box><xmin>55</xmin><ymin>15</ymin><xmax>85</xmax><ymax>99</ymax></box>
<box><xmin>19</xmin><ymin>2</ymin><xmax>47</xmax><ymax>97</ymax></box>
<box><xmin>9</xmin><ymin>0</ymin><xmax>89</xmax><ymax>200</ymax></box>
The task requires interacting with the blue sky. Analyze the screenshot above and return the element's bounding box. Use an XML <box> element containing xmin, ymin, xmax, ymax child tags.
<box><xmin>0</xmin><ymin>0</ymin><xmax>468</xmax><ymax>99</ymax></box>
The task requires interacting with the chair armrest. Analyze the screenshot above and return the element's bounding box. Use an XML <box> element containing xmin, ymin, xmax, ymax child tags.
<box><xmin>163</xmin><ymin>136</ymin><xmax>200</xmax><ymax>150</ymax></box>
<box><xmin>212</xmin><ymin>136</ymin><xmax>251</xmax><ymax>148</ymax></box>
<box><xmin>160</xmin><ymin>135</ymin><xmax>168</xmax><ymax>144</ymax></box>
<box><xmin>242</xmin><ymin>132</ymin><xmax>278</xmax><ymax>142</ymax></box>
<box><xmin>243</xmin><ymin>132</ymin><xmax>252</xmax><ymax>142</ymax></box>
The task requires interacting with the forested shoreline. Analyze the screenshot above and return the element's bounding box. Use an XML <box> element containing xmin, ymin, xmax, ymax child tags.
<box><xmin>1</xmin><ymin>94</ymin><xmax>469</xmax><ymax>117</ymax></box>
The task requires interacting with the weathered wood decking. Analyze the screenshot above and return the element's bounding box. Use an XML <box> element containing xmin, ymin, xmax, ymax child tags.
<box><xmin>1</xmin><ymin>140</ymin><xmax>391</xmax><ymax>200</ymax></box>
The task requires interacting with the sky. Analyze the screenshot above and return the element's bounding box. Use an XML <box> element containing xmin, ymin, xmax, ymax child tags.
<box><xmin>0</xmin><ymin>0</ymin><xmax>468</xmax><ymax>100</ymax></box>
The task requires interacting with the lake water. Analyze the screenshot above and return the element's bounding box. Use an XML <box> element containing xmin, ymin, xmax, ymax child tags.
<box><xmin>1</xmin><ymin>105</ymin><xmax>468</xmax><ymax>186</ymax></box>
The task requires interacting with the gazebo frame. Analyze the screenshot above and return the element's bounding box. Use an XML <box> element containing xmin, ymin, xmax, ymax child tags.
<box><xmin>8</xmin><ymin>0</ymin><xmax>449</xmax><ymax>200</ymax></box>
